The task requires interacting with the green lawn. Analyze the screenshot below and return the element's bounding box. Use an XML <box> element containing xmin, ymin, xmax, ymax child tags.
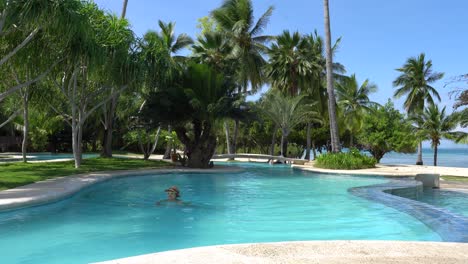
<box><xmin>0</xmin><ymin>157</ymin><xmax>170</xmax><ymax>191</ymax></box>
<box><xmin>441</xmin><ymin>176</ymin><xmax>468</xmax><ymax>182</ymax></box>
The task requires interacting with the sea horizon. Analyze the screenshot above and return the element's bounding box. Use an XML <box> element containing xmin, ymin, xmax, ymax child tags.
<box><xmin>379</xmin><ymin>147</ymin><xmax>468</xmax><ymax>168</ymax></box>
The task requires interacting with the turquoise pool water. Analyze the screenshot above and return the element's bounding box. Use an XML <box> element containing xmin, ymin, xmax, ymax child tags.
<box><xmin>0</xmin><ymin>164</ymin><xmax>440</xmax><ymax>264</ymax></box>
<box><xmin>403</xmin><ymin>188</ymin><xmax>468</xmax><ymax>217</ymax></box>
<box><xmin>27</xmin><ymin>153</ymin><xmax>98</xmax><ymax>161</ymax></box>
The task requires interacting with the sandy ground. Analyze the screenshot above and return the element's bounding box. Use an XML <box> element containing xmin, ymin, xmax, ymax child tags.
<box><xmin>96</xmin><ymin>241</ymin><xmax>468</xmax><ymax>264</ymax></box>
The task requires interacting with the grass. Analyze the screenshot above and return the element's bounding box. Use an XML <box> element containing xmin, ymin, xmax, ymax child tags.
<box><xmin>0</xmin><ymin>157</ymin><xmax>169</xmax><ymax>191</ymax></box>
<box><xmin>441</xmin><ymin>176</ymin><xmax>468</xmax><ymax>182</ymax></box>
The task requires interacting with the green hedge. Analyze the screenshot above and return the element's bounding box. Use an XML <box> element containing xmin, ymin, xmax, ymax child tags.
<box><xmin>315</xmin><ymin>148</ymin><xmax>377</xmax><ymax>170</ymax></box>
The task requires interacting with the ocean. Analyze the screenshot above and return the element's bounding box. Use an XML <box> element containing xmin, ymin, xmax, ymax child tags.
<box><xmin>379</xmin><ymin>148</ymin><xmax>468</xmax><ymax>168</ymax></box>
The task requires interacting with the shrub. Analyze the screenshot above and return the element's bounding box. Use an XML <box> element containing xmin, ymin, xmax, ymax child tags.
<box><xmin>315</xmin><ymin>148</ymin><xmax>377</xmax><ymax>170</ymax></box>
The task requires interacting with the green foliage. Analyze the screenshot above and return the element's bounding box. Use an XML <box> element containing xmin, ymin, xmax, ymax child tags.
<box><xmin>315</xmin><ymin>148</ymin><xmax>376</xmax><ymax>170</ymax></box>
<box><xmin>357</xmin><ymin>100</ymin><xmax>417</xmax><ymax>162</ymax></box>
<box><xmin>0</xmin><ymin>158</ymin><xmax>168</xmax><ymax>191</ymax></box>
<box><xmin>336</xmin><ymin>74</ymin><xmax>379</xmax><ymax>143</ymax></box>
<box><xmin>393</xmin><ymin>53</ymin><xmax>443</xmax><ymax>113</ymax></box>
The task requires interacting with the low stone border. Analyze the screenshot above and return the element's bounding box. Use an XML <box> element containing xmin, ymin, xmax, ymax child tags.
<box><xmin>349</xmin><ymin>178</ymin><xmax>468</xmax><ymax>242</ymax></box>
<box><xmin>95</xmin><ymin>241</ymin><xmax>468</xmax><ymax>264</ymax></box>
<box><xmin>0</xmin><ymin>166</ymin><xmax>243</xmax><ymax>212</ymax></box>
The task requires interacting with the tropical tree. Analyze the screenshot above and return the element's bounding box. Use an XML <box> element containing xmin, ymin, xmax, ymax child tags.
<box><xmin>99</xmin><ymin>0</ymin><xmax>135</xmax><ymax>158</ymax></box>
<box><xmin>358</xmin><ymin>101</ymin><xmax>417</xmax><ymax>162</ymax></box>
<box><xmin>323</xmin><ymin>0</ymin><xmax>341</xmax><ymax>153</ymax></box>
<box><xmin>336</xmin><ymin>74</ymin><xmax>378</xmax><ymax>146</ymax></box>
<box><xmin>393</xmin><ymin>53</ymin><xmax>444</xmax><ymax>165</ymax></box>
<box><xmin>212</xmin><ymin>0</ymin><xmax>274</xmax><ymax>154</ymax></box>
<box><xmin>47</xmin><ymin>2</ymin><xmax>129</xmax><ymax>168</ymax></box>
<box><xmin>420</xmin><ymin>105</ymin><xmax>466</xmax><ymax>166</ymax></box>
<box><xmin>0</xmin><ymin>0</ymin><xmax>79</xmax><ymax>130</ymax></box>
<box><xmin>142</xmin><ymin>63</ymin><xmax>241</xmax><ymax>168</ymax></box>
<box><xmin>261</xmin><ymin>91</ymin><xmax>318</xmax><ymax>156</ymax></box>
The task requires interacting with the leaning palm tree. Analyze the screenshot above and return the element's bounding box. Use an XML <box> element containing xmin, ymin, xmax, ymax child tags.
<box><xmin>323</xmin><ymin>0</ymin><xmax>341</xmax><ymax>153</ymax></box>
<box><xmin>336</xmin><ymin>74</ymin><xmax>379</xmax><ymax>146</ymax></box>
<box><xmin>393</xmin><ymin>53</ymin><xmax>444</xmax><ymax>165</ymax></box>
<box><xmin>420</xmin><ymin>105</ymin><xmax>465</xmax><ymax>166</ymax></box>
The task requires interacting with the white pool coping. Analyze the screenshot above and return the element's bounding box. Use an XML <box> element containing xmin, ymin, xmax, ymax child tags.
<box><xmin>292</xmin><ymin>163</ymin><xmax>468</xmax><ymax>177</ymax></box>
<box><xmin>95</xmin><ymin>241</ymin><xmax>468</xmax><ymax>264</ymax></box>
<box><xmin>0</xmin><ymin>166</ymin><xmax>242</xmax><ymax>211</ymax></box>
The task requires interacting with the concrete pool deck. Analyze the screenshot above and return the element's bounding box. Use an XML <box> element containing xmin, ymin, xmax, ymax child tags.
<box><xmin>292</xmin><ymin>163</ymin><xmax>468</xmax><ymax>177</ymax></box>
<box><xmin>96</xmin><ymin>241</ymin><xmax>468</xmax><ymax>264</ymax></box>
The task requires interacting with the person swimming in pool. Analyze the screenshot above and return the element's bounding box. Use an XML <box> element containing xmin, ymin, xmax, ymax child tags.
<box><xmin>156</xmin><ymin>186</ymin><xmax>184</xmax><ymax>205</ymax></box>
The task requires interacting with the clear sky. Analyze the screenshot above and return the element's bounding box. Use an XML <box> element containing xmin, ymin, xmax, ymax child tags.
<box><xmin>94</xmin><ymin>0</ymin><xmax>468</xmax><ymax>148</ymax></box>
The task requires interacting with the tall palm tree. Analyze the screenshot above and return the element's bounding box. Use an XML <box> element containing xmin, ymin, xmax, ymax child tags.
<box><xmin>393</xmin><ymin>53</ymin><xmax>444</xmax><ymax>165</ymax></box>
<box><xmin>421</xmin><ymin>105</ymin><xmax>464</xmax><ymax>166</ymax></box>
<box><xmin>336</xmin><ymin>74</ymin><xmax>378</xmax><ymax>146</ymax></box>
<box><xmin>212</xmin><ymin>0</ymin><xmax>273</xmax><ymax>94</ymax></box>
<box><xmin>212</xmin><ymin>0</ymin><xmax>273</xmax><ymax>154</ymax></box>
<box><xmin>323</xmin><ymin>0</ymin><xmax>341</xmax><ymax>152</ymax></box>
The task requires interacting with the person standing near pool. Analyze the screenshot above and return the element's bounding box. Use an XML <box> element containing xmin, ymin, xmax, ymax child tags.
<box><xmin>156</xmin><ymin>186</ymin><xmax>184</xmax><ymax>205</ymax></box>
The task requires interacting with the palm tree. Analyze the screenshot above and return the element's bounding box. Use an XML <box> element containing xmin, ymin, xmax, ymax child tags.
<box><xmin>336</xmin><ymin>74</ymin><xmax>378</xmax><ymax>146</ymax></box>
<box><xmin>142</xmin><ymin>63</ymin><xmax>241</xmax><ymax>168</ymax></box>
<box><xmin>212</xmin><ymin>0</ymin><xmax>273</xmax><ymax>154</ymax></box>
<box><xmin>192</xmin><ymin>31</ymin><xmax>234</xmax><ymax>74</ymax></box>
<box><xmin>393</xmin><ymin>53</ymin><xmax>444</xmax><ymax>165</ymax></box>
<box><xmin>141</xmin><ymin>21</ymin><xmax>193</xmax><ymax>158</ymax></box>
<box><xmin>420</xmin><ymin>105</ymin><xmax>464</xmax><ymax>166</ymax></box>
<box><xmin>266</xmin><ymin>30</ymin><xmax>318</xmax><ymax>96</ymax></box>
<box><xmin>323</xmin><ymin>0</ymin><xmax>341</xmax><ymax>153</ymax></box>
<box><xmin>261</xmin><ymin>91</ymin><xmax>319</xmax><ymax>156</ymax></box>
<box><xmin>212</xmin><ymin>0</ymin><xmax>273</xmax><ymax>94</ymax></box>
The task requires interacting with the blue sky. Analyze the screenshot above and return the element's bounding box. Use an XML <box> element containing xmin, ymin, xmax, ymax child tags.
<box><xmin>94</xmin><ymin>0</ymin><xmax>468</xmax><ymax>148</ymax></box>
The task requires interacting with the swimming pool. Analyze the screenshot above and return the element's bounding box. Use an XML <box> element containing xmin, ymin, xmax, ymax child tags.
<box><xmin>394</xmin><ymin>188</ymin><xmax>468</xmax><ymax>217</ymax></box>
<box><xmin>0</xmin><ymin>164</ymin><xmax>442</xmax><ymax>264</ymax></box>
<box><xmin>0</xmin><ymin>153</ymin><xmax>98</xmax><ymax>162</ymax></box>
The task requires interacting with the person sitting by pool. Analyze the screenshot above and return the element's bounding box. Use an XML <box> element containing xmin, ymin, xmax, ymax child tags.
<box><xmin>155</xmin><ymin>186</ymin><xmax>183</xmax><ymax>205</ymax></box>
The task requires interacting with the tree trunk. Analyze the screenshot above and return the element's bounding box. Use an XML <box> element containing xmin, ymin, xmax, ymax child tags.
<box><xmin>185</xmin><ymin>136</ymin><xmax>217</xmax><ymax>168</ymax></box>
<box><xmin>224</xmin><ymin>121</ymin><xmax>232</xmax><ymax>154</ymax></box>
<box><xmin>416</xmin><ymin>141</ymin><xmax>423</xmax><ymax>165</ymax></box>
<box><xmin>283</xmin><ymin>137</ymin><xmax>289</xmax><ymax>158</ymax></box>
<box><xmin>349</xmin><ymin>133</ymin><xmax>354</xmax><ymax>147</ymax></box>
<box><xmin>280</xmin><ymin>134</ymin><xmax>285</xmax><ymax>157</ymax></box>
<box><xmin>163</xmin><ymin>125</ymin><xmax>172</xmax><ymax>159</ymax></box>
<box><xmin>305</xmin><ymin>122</ymin><xmax>311</xmax><ymax>160</ymax></box>
<box><xmin>270</xmin><ymin>124</ymin><xmax>278</xmax><ymax>156</ymax></box>
<box><xmin>433</xmin><ymin>143</ymin><xmax>438</xmax><ymax>166</ymax></box>
<box><xmin>22</xmin><ymin>91</ymin><xmax>29</xmax><ymax>162</ymax></box>
<box><xmin>72</xmin><ymin>123</ymin><xmax>82</xmax><ymax>168</ymax></box>
<box><xmin>312</xmin><ymin>140</ymin><xmax>317</xmax><ymax>160</ymax></box>
<box><xmin>121</xmin><ymin>0</ymin><xmax>129</xmax><ymax>19</ymax></box>
<box><xmin>232</xmin><ymin>119</ymin><xmax>239</xmax><ymax>153</ymax></box>
<box><xmin>323</xmin><ymin>0</ymin><xmax>341</xmax><ymax>153</ymax></box>
<box><xmin>101</xmin><ymin>95</ymin><xmax>117</xmax><ymax>158</ymax></box>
